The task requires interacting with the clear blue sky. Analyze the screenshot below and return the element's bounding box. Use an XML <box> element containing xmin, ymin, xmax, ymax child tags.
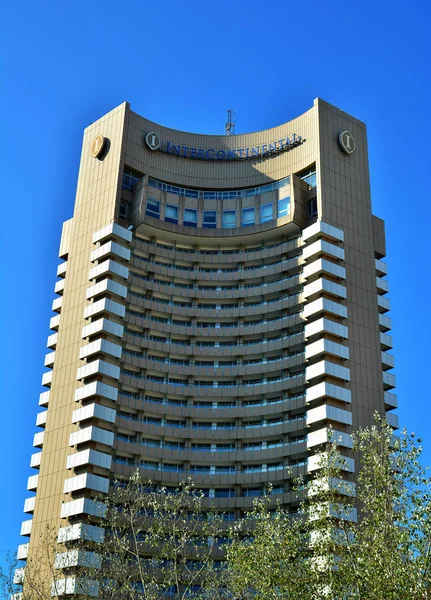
<box><xmin>0</xmin><ymin>0</ymin><xmax>430</xmax><ymax>558</ymax></box>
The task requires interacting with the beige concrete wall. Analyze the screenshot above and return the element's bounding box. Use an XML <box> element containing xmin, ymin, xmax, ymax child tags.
<box><xmin>315</xmin><ymin>99</ymin><xmax>386</xmax><ymax>430</ymax></box>
<box><xmin>28</xmin><ymin>103</ymin><xmax>128</xmax><ymax>554</ymax></box>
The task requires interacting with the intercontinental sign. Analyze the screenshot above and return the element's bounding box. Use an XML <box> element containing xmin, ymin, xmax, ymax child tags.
<box><xmin>145</xmin><ymin>131</ymin><xmax>304</xmax><ymax>161</ymax></box>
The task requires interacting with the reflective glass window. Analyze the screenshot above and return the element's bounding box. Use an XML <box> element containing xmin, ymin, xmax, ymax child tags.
<box><xmin>241</xmin><ymin>207</ymin><xmax>255</xmax><ymax>226</ymax></box>
<box><xmin>203</xmin><ymin>210</ymin><xmax>217</xmax><ymax>228</ymax></box>
<box><xmin>260</xmin><ymin>202</ymin><xmax>273</xmax><ymax>223</ymax></box>
<box><xmin>184</xmin><ymin>208</ymin><xmax>197</xmax><ymax>227</ymax></box>
<box><xmin>146</xmin><ymin>197</ymin><xmax>160</xmax><ymax>218</ymax></box>
<box><xmin>222</xmin><ymin>210</ymin><xmax>236</xmax><ymax>228</ymax></box>
<box><xmin>165</xmin><ymin>204</ymin><xmax>178</xmax><ymax>224</ymax></box>
<box><xmin>278</xmin><ymin>197</ymin><xmax>290</xmax><ymax>218</ymax></box>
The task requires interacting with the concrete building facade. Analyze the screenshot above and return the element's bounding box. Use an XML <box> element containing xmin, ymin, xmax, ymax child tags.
<box><xmin>16</xmin><ymin>98</ymin><xmax>397</xmax><ymax>594</ymax></box>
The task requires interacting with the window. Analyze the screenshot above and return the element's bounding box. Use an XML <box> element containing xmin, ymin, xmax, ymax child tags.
<box><xmin>308</xmin><ymin>198</ymin><xmax>318</xmax><ymax>218</ymax></box>
<box><xmin>165</xmin><ymin>204</ymin><xmax>178</xmax><ymax>224</ymax></box>
<box><xmin>260</xmin><ymin>202</ymin><xmax>273</xmax><ymax>223</ymax></box>
<box><xmin>184</xmin><ymin>208</ymin><xmax>197</xmax><ymax>227</ymax></box>
<box><xmin>119</xmin><ymin>201</ymin><xmax>128</xmax><ymax>220</ymax></box>
<box><xmin>148</xmin><ymin>176</ymin><xmax>290</xmax><ymax>199</ymax></box>
<box><xmin>146</xmin><ymin>198</ymin><xmax>160</xmax><ymax>218</ymax></box>
<box><xmin>203</xmin><ymin>210</ymin><xmax>216</xmax><ymax>228</ymax></box>
<box><xmin>222</xmin><ymin>210</ymin><xmax>236</xmax><ymax>228</ymax></box>
<box><xmin>278</xmin><ymin>197</ymin><xmax>290</xmax><ymax>218</ymax></box>
<box><xmin>298</xmin><ymin>165</ymin><xmax>317</xmax><ymax>188</ymax></box>
<box><xmin>122</xmin><ymin>169</ymin><xmax>141</xmax><ymax>191</ymax></box>
<box><xmin>241</xmin><ymin>207</ymin><xmax>255</xmax><ymax>226</ymax></box>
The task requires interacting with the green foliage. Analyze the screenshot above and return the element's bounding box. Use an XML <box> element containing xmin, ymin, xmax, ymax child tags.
<box><xmin>98</xmin><ymin>474</ymin><xmax>226</xmax><ymax>599</ymax></box>
<box><xmin>4</xmin><ymin>417</ymin><xmax>431</xmax><ymax>599</ymax></box>
<box><xmin>228</xmin><ymin>415</ymin><xmax>431</xmax><ymax>599</ymax></box>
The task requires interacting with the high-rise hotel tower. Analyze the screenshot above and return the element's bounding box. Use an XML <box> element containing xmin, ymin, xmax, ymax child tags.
<box><xmin>16</xmin><ymin>99</ymin><xmax>397</xmax><ymax>594</ymax></box>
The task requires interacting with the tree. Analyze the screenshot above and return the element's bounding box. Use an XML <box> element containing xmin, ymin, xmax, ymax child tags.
<box><xmin>95</xmin><ymin>474</ymin><xmax>227</xmax><ymax>600</ymax></box>
<box><xmin>227</xmin><ymin>416</ymin><xmax>431</xmax><ymax>600</ymax></box>
<box><xmin>345</xmin><ymin>415</ymin><xmax>431</xmax><ymax>599</ymax></box>
<box><xmin>0</xmin><ymin>525</ymin><xmax>100</xmax><ymax>600</ymax></box>
<box><xmin>227</xmin><ymin>443</ymin><xmax>357</xmax><ymax>599</ymax></box>
<box><xmin>5</xmin><ymin>418</ymin><xmax>431</xmax><ymax>599</ymax></box>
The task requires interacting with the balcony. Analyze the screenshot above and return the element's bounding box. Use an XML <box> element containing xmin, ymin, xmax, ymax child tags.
<box><xmin>82</xmin><ymin>317</ymin><xmax>124</xmax><ymax>340</ymax></box>
<box><xmin>30</xmin><ymin>452</ymin><xmax>42</xmax><ymax>468</ymax></box>
<box><xmin>76</xmin><ymin>359</ymin><xmax>120</xmax><ymax>382</ymax></box>
<box><xmin>74</xmin><ymin>381</ymin><xmax>118</xmax><ymax>403</ymax></box>
<box><xmin>39</xmin><ymin>390</ymin><xmax>50</xmax><ymax>406</ymax></box>
<box><xmin>303</xmin><ymin>278</ymin><xmax>346</xmax><ymax>301</ymax></box>
<box><xmin>41</xmin><ymin>371</ymin><xmax>52</xmax><ymax>387</ymax></box>
<box><xmin>54</xmin><ymin>279</ymin><xmax>65</xmax><ymax>294</ymax></box>
<box><xmin>17</xmin><ymin>544</ymin><xmax>29</xmax><ymax>560</ymax></box>
<box><xmin>305</xmin><ymin>317</ymin><xmax>348</xmax><ymax>340</ymax></box>
<box><xmin>60</xmin><ymin>497</ymin><xmax>106</xmax><ymax>519</ymax></box>
<box><xmin>91</xmin><ymin>240</ymin><xmax>131</xmax><ymax>263</ymax></box>
<box><xmin>303</xmin><ymin>297</ymin><xmax>347</xmax><ymax>320</ymax></box>
<box><xmin>69</xmin><ymin>425</ymin><xmax>114</xmax><ymax>448</ymax></box>
<box><xmin>303</xmin><ymin>259</ymin><xmax>346</xmax><ymax>281</ymax></box>
<box><xmin>306</xmin><ymin>381</ymin><xmax>352</xmax><ymax>404</ymax></box>
<box><xmin>20</xmin><ymin>519</ymin><xmax>32</xmax><ymax>536</ymax></box>
<box><xmin>381</xmin><ymin>351</ymin><xmax>395</xmax><ymax>370</ymax></box>
<box><xmin>79</xmin><ymin>339</ymin><xmax>122</xmax><ymax>361</ymax></box>
<box><xmin>63</xmin><ymin>472</ymin><xmax>109</xmax><ymax>494</ymax></box>
<box><xmin>44</xmin><ymin>352</ymin><xmax>55</xmax><ymax>368</ymax></box>
<box><xmin>57</xmin><ymin>523</ymin><xmax>105</xmax><ymax>544</ymax></box>
<box><xmin>52</xmin><ymin>296</ymin><xmax>63</xmax><ymax>313</ymax></box>
<box><xmin>72</xmin><ymin>403</ymin><xmax>116</xmax><ymax>425</ymax></box>
<box><xmin>376</xmin><ymin>276</ymin><xmax>389</xmax><ymax>294</ymax></box>
<box><xmin>36</xmin><ymin>411</ymin><xmax>47</xmax><ymax>427</ymax></box>
<box><xmin>302</xmin><ymin>239</ymin><xmax>345</xmax><ymax>262</ymax></box>
<box><xmin>375</xmin><ymin>259</ymin><xmax>388</xmax><ymax>276</ymax></box>
<box><xmin>380</xmin><ymin>332</ymin><xmax>393</xmax><ymax>351</ymax></box>
<box><xmin>13</xmin><ymin>568</ymin><xmax>25</xmax><ymax>585</ymax></box>
<box><xmin>83</xmin><ymin>297</ymin><xmax>125</xmax><ymax>320</ymax></box>
<box><xmin>302</xmin><ymin>221</ymin><xmax>344</xmax><ymax>243</ymax></box>
<box><xmin>305</xmin><ymin>360</ymin><xmax>350</xmax><ymax>383</ymax></box>
<box><xmin>49</xmin><ymin>314</ymin><xmax>60</xmax><ymax>331</ymax></box>
<box><xmin>307</xmin><ymin>427</ymin><xmax>352</xmax><ymax>449</ymax></box>
<box><xmin>54</xmin><ymin>549</ymin><xmax>102</xmax><ymax>570</ymax></box>
<box><xmin>308</xmin><ymin>453</ymin><xmax>355</xmax><ymax>473</ymax></box>
<box><xmin>47</xmin><ymin>333</ymin><xmax>58</xmax><ymax>349</ymax></box>
<box><xmin>386</xmin><ymin>412</ymin><xmax>399</xmax><ymax>429</ymax></box>
<box><xmin>377</xmin><ymin>295</ymin><xmax>390</xmax><ymax>313</ymax></box>
<box><xmin>56</xmin><ymin>261</ymin><xmax>67</xmax><ymax>277</ymax></box>
<box><xmin>66</xmin><ymin>449</ymin><xmax>112</xmax><ymax>470</ymax></box>
<box><xmin>383</xmin><ymin>371</ymin><xmax>396</xmax><ymax>390</ymax></box>
<box><xmin>24</xmin><ymin>496</ymin><xmax>35</xmax><ymax>513</ymax></box>
<box><xmin>51</xmin><ymin>578</ymin><xmax>99</xmax><ymax>598</ymax></box>
<box><xmin>92</xmin><ymin>222</ymin><xmax>132</xmax><ymax>245</ymax></box>
<box><xmin>88</xmin><ymin>258</ymin><xmax>129</xmax><ymax>281</ymax></box>
<box><xmin>33</xmin><ymin>431</ymin><xmax>44</xmax><ymax>448</ymax></box>
<box><xmin>379</xmin><ymin>314</ymin><xmax>392</xmax><ymax>332</ymax></box>
<box><xmin>384</xmin><ymin>392</ymin><xmax>398</xmax><ymax>410</ymax></box>
<box><xmin>305</xmin><ymin>338</ymin><xmax>349</xmax><ymax>361</ymax></box>
<box><xmin>86</xmin><ymin>278</ymin><xmax>127</xmax><ymax>301</ymax></box>
<box><xmin>306</xmin><ymin>404</ymin><xmax>352</xmax><ymax>427</ymax></box>
<box><xmin>27</xmin><ymin>474</ymin><xmax>39</xmax><ymax>491</ymax></box>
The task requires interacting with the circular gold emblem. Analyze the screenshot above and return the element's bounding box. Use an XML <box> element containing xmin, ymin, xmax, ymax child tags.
<box><xmin>90</xmin><ymin>135</ymin><xmax>106</xmax><ymax>158</ymax></box>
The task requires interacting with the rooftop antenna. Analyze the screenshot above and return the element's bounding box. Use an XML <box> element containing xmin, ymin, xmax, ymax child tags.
<box><xmin>225</xmin><ymin>109</ymin><xmax>236</xmax><ymax>136</ymax></box>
